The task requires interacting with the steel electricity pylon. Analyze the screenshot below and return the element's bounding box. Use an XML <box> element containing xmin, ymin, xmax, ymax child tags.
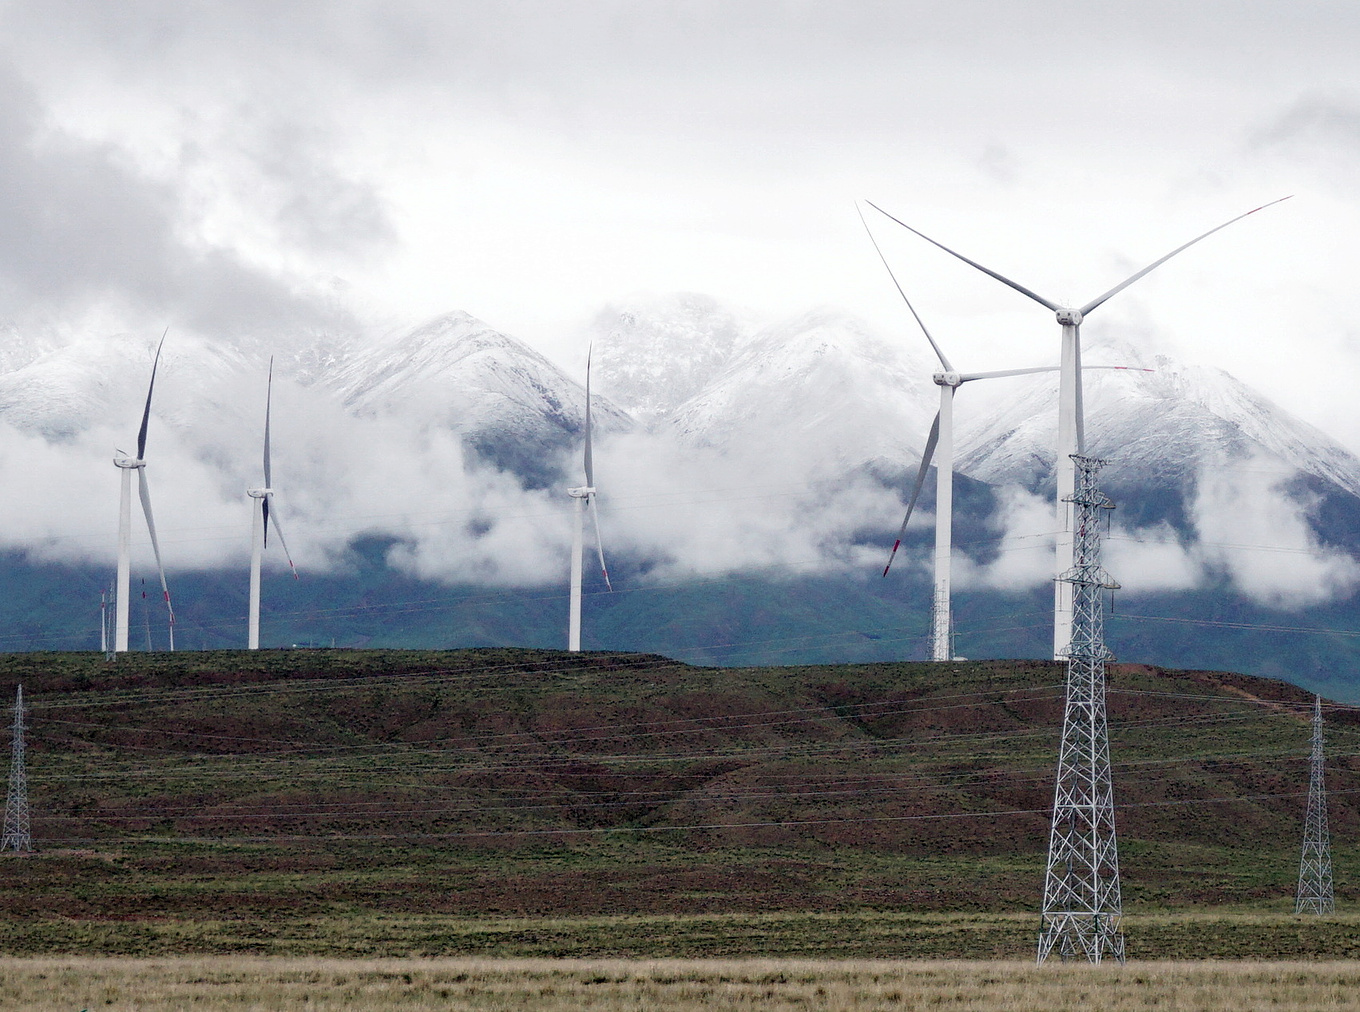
<box><xmin>1296</xmin><ymin>694</ymin><xmax>1333</xmax><ymax>915</ymax></box>
<box><xmin>1</xmin><ymin>686</ymin><xmax>31</xmax><ymax>853</ymax></box>
<box><xmin>1037</xmin><ymin>455</ymin><xmax>1124</xmax><ymax>965</ymax></box>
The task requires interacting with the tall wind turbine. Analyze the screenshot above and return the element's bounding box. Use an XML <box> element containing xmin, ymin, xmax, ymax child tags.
<box><xmin>567</xmin><ymin>347</ymin><xmax>612</xmax><ymax>652</ymax></box>
<box><xmin>246</xmin><ymin>358</ymin><xmax>298</xmax><ymax>650</ymax></box>
<box><xmin>867</xmin><ymin>197</ymin><xmax>1289</xmax><ymax>659</ymax></box>
<box><xmin>113</xmin><ymin>331</ymin><xmax>175</xmax><ymax>653</ymax></box>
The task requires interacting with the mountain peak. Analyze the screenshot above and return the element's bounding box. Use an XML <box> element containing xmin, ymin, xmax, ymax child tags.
<box><xmin>585</xmin><ymin>292</ymin><xmax>760</xmax><ymax>429</ymax></box>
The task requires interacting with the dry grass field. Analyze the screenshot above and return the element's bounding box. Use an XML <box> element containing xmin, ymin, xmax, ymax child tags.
<box><xmin>3</xmin><ymin>956</ymin><xmax>1360</xmax><ymax>1010</ymax></box>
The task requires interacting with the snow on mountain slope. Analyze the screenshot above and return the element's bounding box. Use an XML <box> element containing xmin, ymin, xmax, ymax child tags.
<box><xmin>0</xmin><ymin>331</ymin><xmax>255</xmax><ymax>442</ymax></box>
<box><xmin>956</xmin><ymin>339</ymin><xmax>1360</xmax><ymax>500</ymax></box>
<box><xmin>327</xmin><ymin>311</ymin><xmax>632</xmax><ymax>482</ymax></box>
<box><xmin>585</xmin><ymin>293</ymin><xmax>759</xmax><ymax>429</ymax></box>
<box><xmin>668</xmin><ymin>308</ymin><xmax>939</xmax><ymax>474</ymax></box>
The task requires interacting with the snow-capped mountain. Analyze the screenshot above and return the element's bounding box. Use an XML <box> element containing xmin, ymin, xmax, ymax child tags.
<box><xmin>327</xmin><ymin>311</ymin><xmax>632</xmax><ymax>484</ymax></box>
<box><xmin>1</xmin><ymin>293</ymin><xmax>1358</xmax><ymax>563</ymax></box>
<box><xmin>956</xmin><ymin>339</ymin><xmax>1360</xmax><ymax>503</ymax></box>
<box><xmin>585</xmin><ymin>293</ymin><xmax>759</xmax><ymax>429</ymax></box>
<box><xmin>0</xmin><ymin>331</ymin><xmax>256</xmax><ymax>442</ymax></box>
<box><xmin>667</xmin><ymin>308</ymin><xmax>939</xmax><ymax>475</ymax></box>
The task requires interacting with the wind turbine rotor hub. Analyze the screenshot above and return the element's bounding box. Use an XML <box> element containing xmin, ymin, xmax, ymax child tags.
<box><xmin>932</xmin><ymin>371</ymin><xmax>963</xmax><ymax>388</ymax></box>
<box><xmin>1055</xmin><ymin>308</ymin><xmax>1083</xmax><ymax>326</ymax></box>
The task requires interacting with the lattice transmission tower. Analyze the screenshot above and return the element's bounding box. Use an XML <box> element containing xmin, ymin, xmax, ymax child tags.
<box><xmin>1296</xmin><ymin>694</ymin><xmax>1333</xmax><ymax>914</ymax></box>
<box><xmin>1</xmin><ymin>685</ymin><xmax>30</xmax><ymax>853</ymax></box>
<box><xmin>1037</xmin><ymin>455</ymin><xmax>1124</xmax><ymax>965</ymax></box>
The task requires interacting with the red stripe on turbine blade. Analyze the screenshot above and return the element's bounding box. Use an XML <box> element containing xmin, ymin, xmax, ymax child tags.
<box><xmin>883</xmin><ymin>540</ymin><xmax>902</xmax><ymax>578</ymax></box>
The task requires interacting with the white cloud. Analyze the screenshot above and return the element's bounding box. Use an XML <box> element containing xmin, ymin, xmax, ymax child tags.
<box><xmin>957</xmin><ymin>485</ymin><xmax>1057</xmax><ymax>591</ymax></box>
<box><xmin>1191</xmin><ymin>451</ymin><xmax>1360</xmax><ymax>609</ymax></box>
<box><xmin>592</xmin><ymin>429</ymin><xmax>906</xmax><ymax>581</ymax></box>
<box><xmin>1105</xmin><ymin>522</ymin><xmax>1201</xmax><ymax>593</ymax></box>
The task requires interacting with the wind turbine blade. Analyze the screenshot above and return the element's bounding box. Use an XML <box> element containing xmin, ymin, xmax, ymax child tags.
<box><xmin>856</xmin><ymin>202</ymin><xmax>953</xmax><ymax>371</ymax></box>
<box><xmin>958</xmin><ymin>366</ymin><xmax>1061</xmax><ymax>382</ymax></box>
<box><xmin>1078</xmin><ymin>196</ymin><xmax>1292</xmax><ymax>317</ymax></box>
<box><xmin>136</xmin><ymin>328</ymin><xmax>169</xmax><ymax>460</ymax></box>
<box><xmin>958</xmin><ymin>364</ymin><xmax>1154</xmax><ymax>383</ymax></box>
<box><xmin>883</xmin><ymin>411</ymin><xmax>940</xmax><ymax>577</ymax></box>
<box><xmin>137</xmin><ymin>468</ymin><xmax>175</xmax><ymax>629</ymax></box>
<box><xmin>865</xmin><ymin>201</ymin><xmax>1061</xmax><ymax>312</ymax></box>
<box><xmin>584</xmin><ymin>343</ymin><xmax>595</xmax><ymax>488</ymax></box>
<box><xmin>263</xmin><ymin>357</ymin><xmax>273</xmax><ymax>489</ymax></box>
<box><xmin>267</xmin><ymin>507</ymin><xmax>299</xmax><ymax>579</ymax></box>
<box><xmin>588</xmin><ymin>493</ymin><xmax>611</xmax><ymax>591</ymax></box>
<box><xmin>262</xmin><ymin>495</ymin><xmax>270</xmax><ymax>550</ymax></box>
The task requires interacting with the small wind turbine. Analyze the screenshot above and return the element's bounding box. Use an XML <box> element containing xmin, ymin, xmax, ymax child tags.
<box><xmin>112</xmin><ymin>332</ymin><xmax>175</xmax><ymax>653</ymax></box>
<box><xmin>867</xmin><ymin>197</ymin><xmax>1289</xmax><ymax>659</ymax></box>
<box><xmin>246</xmin><ymin>359</ymin><xmax>298</xmax><ymax>650</ymax></box>
<box><xmin>567</xmin><ymin>347</ymin><xmax>611</xmax><ymax>652</ymax></box>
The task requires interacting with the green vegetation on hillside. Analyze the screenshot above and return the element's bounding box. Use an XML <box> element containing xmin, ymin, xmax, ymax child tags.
<box><xmin>0</xmin><ymin>649</ymin><xmax>1354</xmax><ymax>958</ymax></box>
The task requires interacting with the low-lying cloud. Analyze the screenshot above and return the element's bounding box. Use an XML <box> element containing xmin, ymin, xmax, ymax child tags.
<box><xmin>0</xmin><ymin>330</ymin><xmax>1355</xmax><ymax>622</ymax></box>
<box><xmin>1191</xmin><ymin>451</ymin><xmax>1360</xmax><ymax>608</ymax></box>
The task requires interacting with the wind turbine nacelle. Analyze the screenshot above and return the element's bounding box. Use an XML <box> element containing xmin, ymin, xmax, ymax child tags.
<box><xmin>113</xmin><ymin>457</ymin><xmax>145</xmax><ymax>469</ymax></box>
<box><xmin>933</xmin><ymin>371</ymin><xmax>963</xmax><ymax>388</ymax></box>
<box><xmin>1055</xmin><ymin>308</ymin><xmax>1083</xmax><ymax>326</ymax></box>
<box><xmin>246</xmin><ymin>488</ymin><xmax>273</xmax><ymax>499</ymax></box>
<box><xmin>567</xmin><ymin>486</ymin><xmax>595</xmax><ymax>499</ymax></box>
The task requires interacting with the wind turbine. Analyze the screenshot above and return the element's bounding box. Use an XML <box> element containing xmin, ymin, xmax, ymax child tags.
<box><xmin>246</xmin><ymin>358</ymin><xmax>298</xmax><ymax>650</ymax></box>
<box><xmin>567</xmin><ymin>346</ymin><xmax>612</xmax><ymax>652</ymax></box>
<box><xmin>867</xmin><ymin>197</ymin><xmax>1289</xmax><ymax>659</ymax></box>
<box><xmin>112</xmin><ymin>331</ymin><xmax>175</xmax><ymax>653</ymax></box>
<box><xmin>863</xmin><ymin>208</ymin><xmax>1063</xmax><ymax>660</ymax></box>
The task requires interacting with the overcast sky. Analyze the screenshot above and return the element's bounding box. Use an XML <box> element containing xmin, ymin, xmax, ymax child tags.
<box><xmin>1</xmin><ymin>1</ymin><xmax>1358</xmax><ymax>441</ymax></box>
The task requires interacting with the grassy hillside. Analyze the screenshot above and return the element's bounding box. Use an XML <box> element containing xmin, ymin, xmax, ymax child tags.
<box><xmin>0</xmin><ymin>649</ymin><xmax>1355</xmax><ymax>958</ymax></box>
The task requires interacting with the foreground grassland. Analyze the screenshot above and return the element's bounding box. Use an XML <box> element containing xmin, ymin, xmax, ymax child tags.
<box><xmin>0</xmin><ymin>649</ymin><xmax>1357</xmax><ymax>960</ymax></box>
<box><xmin>5</xmin><ymin>957</ymin><xmax>1360</xmax><ymax>1011</ymax></box>
<box><xmin>2</xmin><ymin>908</ymin><xmax>1358</xmax><ymax>961</ymax></box>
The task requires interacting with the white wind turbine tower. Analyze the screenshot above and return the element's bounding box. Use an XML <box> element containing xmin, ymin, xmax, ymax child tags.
<box><xmin>867</xmin><ymin>197</ymin><xmax>1289</xmax><ymax>659</ymax></box>
<box><xmin>113</xmin><ymin>332</ymin><xmax>175</xmax><ymax>653</ymax></box>
<box><xmin>246</xmin><ymin>359</ymin><xmax>298</xmax><ymax>650</ymax></box>
<box><xmin>567</xmin><ymin>347</ymin><xmax>612</xmax><ymax>652</ymax></box>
